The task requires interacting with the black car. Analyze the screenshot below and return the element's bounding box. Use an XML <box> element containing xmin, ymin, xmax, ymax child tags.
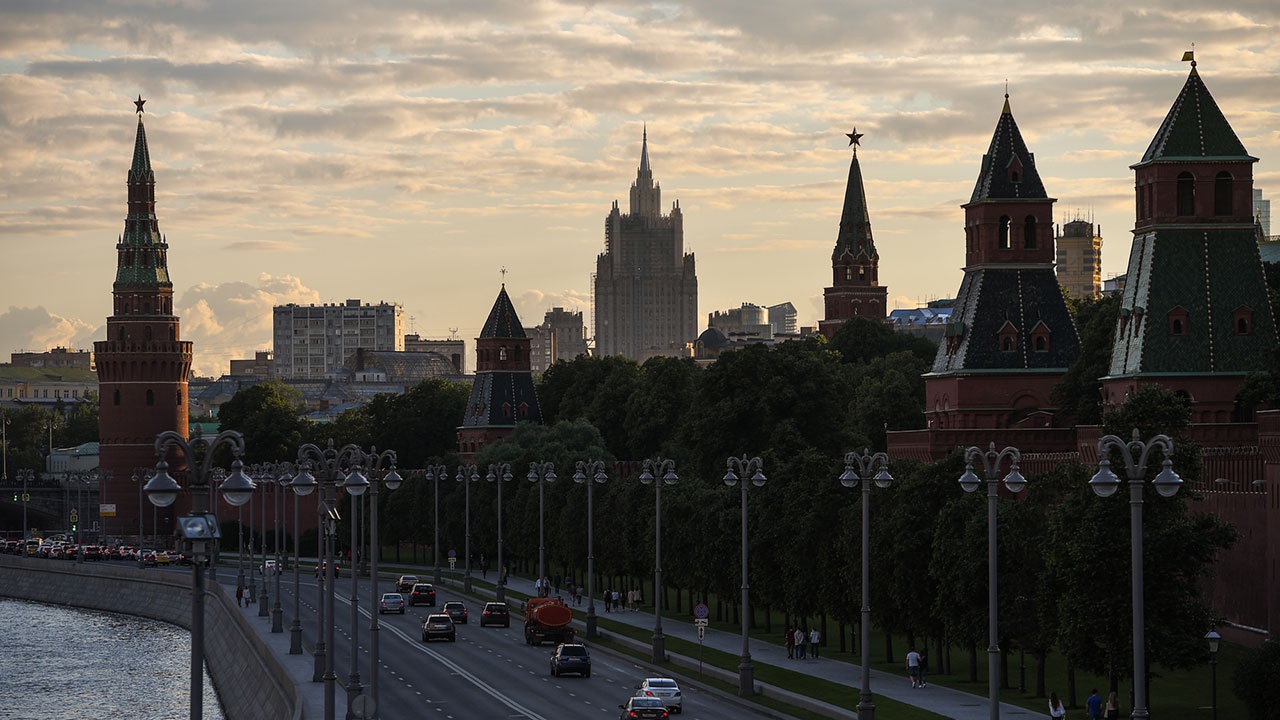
<box><xmin>618</xmin><ymin>697</ymin><xmax>668</xmax><ymax>719</ymax></box>
<box><xmin>550</xmin><ymin>643</ymin><xmax>591</xmax><ymax>677</ymax></box>
<box><xmin>408</xmin><ymin>583</ymin><xmax>436</xmax><ymax>606</ymax></box>
<box><xmin>479</xmin><ymin>602</ymin><xmax>510</xmax><ymax>627</ymax></box>
<box><xmin>421</xmin><ymin>614</ymin><xmax>456</xmax><ymax>642</ymax></box>
<box><xmin>443</xmin><ymin>601</ymin><xmax>468</xmax><ymax>624</ymax></box>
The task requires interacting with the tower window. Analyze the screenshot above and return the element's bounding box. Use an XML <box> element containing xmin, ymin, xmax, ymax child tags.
<box><xmin>1168</xmin><ymin>306</ymin><xmax>1189</xmax><ymax>336</ymax></box>
<box><xmin>1234</xmin><ymin>306</ymin><xmax>1254</xmax><ymax>335</ymax></box>
<box><xmin>1177</xmin><ymin>172</ymin><xmax>1195</xmax><ymax>216</ymax></box>
<box><xmin>1023</xmin><ymin>215</ymin><xmax>1037</xmax><ymax>250</ymax></box>
<box><xmin>499</xmin><ymin>346</ymin><xmax>508</xmax><ymax>361</ymax></box>
<box><xmin>113</xmin><ymin>389</ymin><xmax>120</xmax><ymax>405</ymax></box>
<box><xmin>146</xmin><ymin>389</ymin><xmax>155</xmax><ymax>406</ymax></box>
<box><xmin>998</xmin><ymin>216</ymin><xmax>1011</xmax><ymax>249</ymax></box>
<box><xmin>1214</xmin><ymin>171</ymin><xmax>1234</xmax><ymax>216</ymax></box>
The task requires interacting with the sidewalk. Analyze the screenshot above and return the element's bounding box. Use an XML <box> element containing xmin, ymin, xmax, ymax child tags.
<box><xmin>493</xmin><ymin>572</ymin><xmax>1037</xmax><ymax>720</ymax></box>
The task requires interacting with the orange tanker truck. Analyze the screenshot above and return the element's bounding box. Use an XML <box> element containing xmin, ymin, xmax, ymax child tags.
<box><xmin>524</xmin><ymin>597</ymin><xmax>576</xmax><ymax>646</ymax></box>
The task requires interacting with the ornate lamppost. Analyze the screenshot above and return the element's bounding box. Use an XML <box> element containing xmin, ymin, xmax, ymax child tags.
<box><xmin>268</xmin><ymin>463</ymin><xmax>294</xmax><ymax>633</ymax></box>
<box><xmin>16</xmin><ymin>468</ymin><xmax>34</xmax><ymax>541</ymax></box>
<box><xmin>288</xmin><ymin>464</ymin><xmax>304</xmax><ymax>655</ymax></box>
<box><xmin>639</xmin><ymin>457</ymin><xmax>677</xmax><ymax>663</ymax></box>
<box><xmin>343</xmin><ymin>463</ymin><xmax>370</xmax><ymax>718</ymax></box>
<box><xmin>142</xmin><ymin>429</ymin><xmax>255</xmax><ymax>720</ymax></box>
<box><xmin>292</xmin><ymin>439</ymin><xmax>364</xmax><ymax>720</ymax></box>
<box><xmin>1205</xmin><ymin>630</ymin><xmax>1220</xmax><ymax>720</ymax></box>
<box><xmin>959</xmin><ymin>443</ymin><xmax>1026</xmax><ymax>720</ymax></box>
<box><xmin>527</xmin><ymin>461</ymin><xmax>557</xmax><ymax>590</ymax></box>
<box><xmin>354</xmin><ymin>447</ymin><xmax>400</xmax><ymax>720</ymax></box>
<box><xmin>1089</xmin><ymin>429</ymin><xmax>1180</xmax><ymax>720</ymax></box>
<box><xmin>425</xmin><ymin>464</ymin><xmax>448</xmax><ymax>583</ymax></box>
<box><xmin>486</xmin><ymin>463</ymin><xmax>512</xmax><ymax>602</ymax></box>
<box><xmin>456</xmin><ymin>464</ymin><xmax>479</xmax><ymax>591</ymax></box>
<box><xmin>573</xmin><ymin>460</ymin><xmax>608</xmax><ymax>637</ymax></box>
<box><xmin>723</xmin><ymin>455</ymin><xmax>766</xmax><ymax>697</ymax></box>
<box><xmin>840</xmin><ymin>449</ymin><xmax>893</xmax><ymax>719</ymax></box>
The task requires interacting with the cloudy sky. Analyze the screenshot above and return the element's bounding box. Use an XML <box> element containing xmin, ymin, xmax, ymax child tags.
<box><xmin>1</xmin><ymin>1</ymin><xmax>1277</xmax><ymax>377</ymax></box>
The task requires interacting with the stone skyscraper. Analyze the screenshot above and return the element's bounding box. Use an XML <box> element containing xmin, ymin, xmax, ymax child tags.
<box><xmin>593</xmin><ymin>130</ymin><xmax>698</xmax><ymax>360</ymax></box>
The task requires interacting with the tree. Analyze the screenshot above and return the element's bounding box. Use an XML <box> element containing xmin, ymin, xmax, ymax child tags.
<box><xmin>1233</xmin><ymin>639</ymin><xmax>1280</xmax><ymax>720</ymax></box>
<box><xmin>1050</xmin><ymin>292</ymin><xmax>1120</xmax><ymax>426</ymax></box>
<box><xmin>217</xmin><ymin>381</ymin><xmax>308</xmax><ymax>463</ymax></box>
<box><xmin>827</xmin><ymin>316</ymin><xmax>937</xmax><ymax>366</ymax></box>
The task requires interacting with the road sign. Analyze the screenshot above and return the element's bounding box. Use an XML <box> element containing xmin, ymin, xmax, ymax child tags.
<box><xmin>694</xmin><ymin>618</ymin><xmax>708</xmax><ymax>627</ymax></box>
<box><xmin>101</xmin><ymin>504</ymin><xmax>117</xmax><ymax>517</ymax></box>
<box><xmin>448</xmin><ymin>549</ymin><xmax>457</xmax><ymax>558</ymax></box>
<box><xmin>697</xmin><ymin>625</ymin><xmax>706</xmax><ymax>640</ymax></box>
<box><xmin>448</xmin><ymin>557</ymin><xmax>456</xmax><ymax>570</ymax></box>
<box><xmin>70</xmin><ymin>509</ymin><xmax>79</xmax><ymax>523</ymax></box>
<box><xmin>693</xmin><ymin>603</ymin><xmax>709</xmax><ymax>619</ymax></box>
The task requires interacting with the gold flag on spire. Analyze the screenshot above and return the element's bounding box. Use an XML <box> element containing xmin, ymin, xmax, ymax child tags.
<box><xmin>1182</xmin><ymin>50</ymin><xmax>1194</xmax><ymax>62</ymax></box>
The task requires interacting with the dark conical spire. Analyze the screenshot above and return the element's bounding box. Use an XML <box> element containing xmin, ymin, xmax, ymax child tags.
<box><xmin>1138</xmin><ymin>65</ymin><xmax>1252</xmax><ymax>164</ymax></box>
<box><xmin>479</xmin><ymin>285</ymin><xmax>526</xmax><ymax>338</ymax></box>
<box><xmin>835</xmin><ymin>128</ymin><xmax>875</xmax><ymax>257</ymax></box>
<box><xmin>969</xmin><ymin>94</ymin><xmax>1047</xmax><ymax>202</ymax></box>
<box><xmin>640</xmin><ymin>124</ymin><xmax>650</xmax><ymax>173</ymax></box>
<box><xmin>116</xmin><ymin>98</ymin><xmax>171</xmax><ymax>289</ymax></box>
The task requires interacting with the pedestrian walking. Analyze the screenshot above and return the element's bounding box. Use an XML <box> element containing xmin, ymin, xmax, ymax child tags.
<box><xmin>785</xmin><ymin>627</ymin><xmax>795</xmax><ymax>659</ymax></box>
<box><xmin>906</xmin><ymin>645</ymin><xmax>922</xmax><ymax>688</ymax></box>
<box><xmin>809</xmin><ymin>627</ymin><xmax>821</xmax><ymax>659</ymax></box>
<box><xmin>1048</xmin><ymin>692</ymin><xmax>1067</xmax><ymax>719</ymax></box>
<box><xmin>794</xmin><ymin>627</ymin><xmax>807</xmax><ymax>659</ymax></box>
<box><xmin>1086</xmin><ymin>689</ymin><xmax>1103</xmax><ymax>720</ymax></box>
<box><xmin>918</xmin><ymin>648</ymin><xmax>928</xmax><ymax>687</ymax></box>
<box><xmin>1104</xmin><ymin>691</ymin><xmax>1119</xmax><ymax>720</ymax></box>
<box><xmin>604</xmin><ymin>588</ymin><xmax>613</xmax><ymax>612</ymax></box>
<box><xmin>235</xmin><ymin>584</ymin><xmax>244</xmax><ymax>607</ymax></box>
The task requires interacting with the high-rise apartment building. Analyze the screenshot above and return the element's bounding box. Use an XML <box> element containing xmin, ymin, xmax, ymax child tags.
<box><xmin>1255</xmin><ymin>188</ymin><xmax>1272</xmax><ymax>238</ymax></box>
<box><xmin>1055</xmin><ymin>218</ymin><xmax>1103</xmax><ymax>299</ymax></box>
<box><xmin>593</xmin><ymin>130</ymin><xmax>698</xmax><ymax>361</ymax></box>
<box><xmin>527</xmin><ymin>307</ymin><xmax>588</xmax><ymax>374</ymax></box>
<box><xmin>272</xmin><ymin>299</ymin><xmax>404</xmax><ymax>379</ymax></box>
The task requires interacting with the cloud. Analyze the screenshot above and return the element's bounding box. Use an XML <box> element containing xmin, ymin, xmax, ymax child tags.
<box><xmin>0</xmin><ymin>306</ymin><xmax>99</xmax><ymax>356</ymax></box>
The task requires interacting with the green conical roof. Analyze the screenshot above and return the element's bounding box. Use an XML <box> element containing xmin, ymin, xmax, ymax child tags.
<box><xmin>115</xmin><ymin>111</ymin><xmax>171</xmax><ymax>289</ymax></box>
<box><xmin>479</xmin><ymin>285</ymin><xmax>526</xmax><ymax>339</ymax></box>
<box><xmin>969</xmin><ymin>96</ymin><xmax>1048</xmax><ymax>203</ymax></box>
<box><xmin>1138</xmin><ymin>66</ymin><xmax>1253</xmax><ymax>164</ymax></box>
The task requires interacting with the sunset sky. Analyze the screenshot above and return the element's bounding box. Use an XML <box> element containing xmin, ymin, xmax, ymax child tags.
<box><xmin>1</xmin><ymin>1</ymin><xmax>1277</xmax><ymax>377</ymax></box>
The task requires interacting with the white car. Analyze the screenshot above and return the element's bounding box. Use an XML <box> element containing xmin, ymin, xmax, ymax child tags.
<box><xmin>260</xmin><ymin>560</ymin><xmax>280</xmax><ymax>574</ymax></box>
<box><xmin>635</xmin><ymin>677</ymin><xmax>682</xmax><ymax>713</ymax></box>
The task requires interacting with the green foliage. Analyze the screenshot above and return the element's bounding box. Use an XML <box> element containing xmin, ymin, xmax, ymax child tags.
<box><xmin>827</xmin><ymin>316</ymin><xmax>937</xmax><ymax>366</ymax></box>
<box><xmin>1050</xmin><ymin>292</ymin><xmax>1120</xmax><ymax>425</ymax></box>
<box><xmin>1232</xmin><ymin>640</ymin><xmax>1280</xmax><ymax>720</ymax></box>
<box><xmin>217</xmin><ymin>381</ymin><xmax>308</xmax><ymax>463</ymax></box>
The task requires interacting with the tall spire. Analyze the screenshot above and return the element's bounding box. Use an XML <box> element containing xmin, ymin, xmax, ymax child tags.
<box><xmin>117</xmin><ymin>97</ymin><xmax>171</xmax><ymax>289</ymax></box>
<box><xmin>835</xmin><ymin>128</ymin><xmax>875</xmax><ymax>259</ymax></box>
<box><xmin>640</xmin><ymin>123</ymin><xmax>650</xmax><ymax>173</ymax></box>
<box><xmin>970</xmin><ymin>94</ymin><xmax>1047</xmax><ymax>202</ymax></box>
<box><xmin>630</xmin><ymin>126</ymin><xmax>661</xmax><ymax>216</ymax></box>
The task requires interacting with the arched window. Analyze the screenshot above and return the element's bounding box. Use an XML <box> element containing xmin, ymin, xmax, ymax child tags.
<box><xmin>998</xmin><ymin>216</ymin><xmax>1011</xmax><ymax>249</ymax></box>
<box><xmin>146</xmin><ymin>389</ymin><xmax>154</xmax><ymax>406</ymax></box>
<box><xmin>1214</xmin><ymin>171</ymin><xmax>1234</xmax><ymax>216</ymax></box>
<box><xmin>1177</xmin><ymin>172</ymin><xmax>1195</xmax><ymax>216</ymax></box>
<box><xmin>845</xmin><ymin>266</ymin><xmax>853</xmax><ymax>281</ymax></box>
<box><xmin>1023</xmin><ymin>215</ymin><xmax>1037</xmax><ymax>249</ymax></box>
<box><xmin>1034</xmin><ymin>336</ymin><xmax>1047</xmax><ymax>351</ymax></box>
<box><xmin>113</xmin><ymin>388</ymin><xmax>121</xmax><ymax>405</ymax></box>
<box><xmin>499</xmin><ymin>346</ymin><xmax>508</xmax><ymax>361</ymax></box>
<box><xmin>144</xmin><ymin>327</ymin><xmax>152</xmax><ymax>341</ymax></box>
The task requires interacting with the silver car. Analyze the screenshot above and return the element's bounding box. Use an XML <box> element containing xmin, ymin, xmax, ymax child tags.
<box><xmin>635</xmin><ymin>677</ymin><xmax>682</xmax><ymax>713</ymax></box>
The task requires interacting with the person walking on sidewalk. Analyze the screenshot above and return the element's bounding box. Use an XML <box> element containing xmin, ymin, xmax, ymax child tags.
<box><xmin>809</xmin><ymin>627</ymin><xmax>820</xmax><ymax>658</ymax></box>
<box><xmin>1048</xmin><ymin>692</ymin><xmax>1067</xmax><ymax>719</ymax></box>
<box><xmin>785</xmin><ymin>626</ymin><xmax>795</xmax><ymax>659</ymax></box>
<box><xmin>236</xmin><ymin>584</ymin><xmax>244</xmax><ymax>607</ymax></box>
<box><xmin>917</xmin><ymin>648</ymin><xmax>928</xmax><ymax>687</ymax></box>
<box><xmin>794</xmin><ymin>627</ymin><xmax>807</xmax><ymax>659</ymax></box>
<box><xmin>1086</xmin><ymin>689</ymin><xmax>1103</xmax><ymax>720</ymax></box>
<box><xmin>604</xmin><ymin>588</ymin><xmax>612</xmax><ymax>613</ymax></box>
<box><xmin>906</xmin><ymin>645</ymin><xmax>922</xmax><ymax>688</ymax></box>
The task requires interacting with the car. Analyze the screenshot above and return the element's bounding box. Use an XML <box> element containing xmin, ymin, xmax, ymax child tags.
<box><xmin>549</xmin><ymin>642</ymin><xmax>591</xmax><ymax>677</ymax></box>
<box><xmin>421</xmin><ymin>614</ymin><xmax>456</xmax><ymax>642</ymax></box>
<box><xmin>137</xmin><ymin>550</ymin><xmax>158</xmax><ymax>568</ymax></box>
<box><xmin>379</xmin><ymin>593</ymin><xmax>406</xmax><ymax>614</ymax></box>
<box><xmin>315</xmin><ymin>561</ymin><xmax>341</xmax><ymax>578</ymax></box>
<box><xmin>408</xmin><ymin>583</ymin><xmax>436</xmax><ymax>607</ymax></box>
<box><xmin>260</xmin><ymin>560</ymin><xmax>280</xmax><ymax>574</ymax></box>
<box><xmin>618</xmin><ymin>697</ymin><xmax>669</xmax><ymax>719</ymax></box>
<box><xmin>396</xmin><ymin>575</ymin><xmax>419</xmax><ymax>593</ymax></box>
<box><xmin>635</xmin><ymin>678</ymin><xmax>682</xmax><ymax>713</ymax></box>
<box><xmin>155</xmin><ymin>551</ymin><xmax>173</xmax><ymax>565</ymax></box>
<box><xmin>479</xmin><ymin>602</ymin><xmax>510</xmax><ymax>627</ymax></box>
<box><xmin>82</xmin><ymin>545</ymin><xmax>104</xmax><ymax>561</ymax></box>
<box><xmin>442</xmin><ymin>601</ymin><xmax>468</xmax><ymax>624</ymax></box>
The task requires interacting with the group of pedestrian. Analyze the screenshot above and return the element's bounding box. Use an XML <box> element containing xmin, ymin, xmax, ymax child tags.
<box><xmin>784</xmin><ymin>626</ymin><xmax>821</xmax><ymax>659</ymax></box>
<box><xmin>1050</xmin><ymin>688</ymin><xmax>1119</xmax><ymax>719</ymax></box>
<box><xmin>601</xmin><ymin>587</ymin><xmax>641</xmax><ymax>612</ymax></box>
<box><xmin>906</xmin><ymin>645</ymin><xmax>928</xmax><ymax>688</ymax></box>
<box><xmin>534</xmin><ymin>575</ymin><xmax>552</xmax><ymax>597</ymax></box>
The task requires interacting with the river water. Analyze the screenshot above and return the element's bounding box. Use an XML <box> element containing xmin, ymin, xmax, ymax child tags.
<box><xmin>0</xmin><ymin>597</ymin><xmax>224</xmax><ymax>720</ymax></box>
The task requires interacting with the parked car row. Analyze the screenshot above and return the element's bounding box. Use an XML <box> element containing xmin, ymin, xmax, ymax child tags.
<box><xmin>0</xmin><ymin>539</ymin><xmax>185</xmax><ymax>566</ymax></box>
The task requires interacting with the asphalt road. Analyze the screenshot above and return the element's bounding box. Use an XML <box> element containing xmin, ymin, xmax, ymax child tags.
<box><xmin>271</xmin><ymin>571</ymin><xmax>770</xmax><ymax>720</ymax></box>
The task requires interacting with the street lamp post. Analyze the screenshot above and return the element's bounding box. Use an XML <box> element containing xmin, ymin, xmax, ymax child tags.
<box><xmin>131</xmin><ymin>468</ymin><xmax>151</xmax><ymax>544</ymax></box>
<box><xmin>486</xmin><ymin>463</ymin><xmax>513</xmax><ymax>602</ymax></box>
<box><xmin>573</xmin><ymin>460</ymin><xmax>608</xmax><ymax>638</ymax></box>
<box><xmin>293</xmin><ymin>440</ymin><xmax>365</xmax><ymax>720</ymax></box>
<box><xmin>356</xmin><ymin>448</ymin><xmax>400</xmax><ymax>720</ymax></box>
<box><xmin>959</xmin><ymin>442</ymin><xmax>1026</xmax><ymax>720</ymax></box>
<box><xmin>289</xmin><ymin>468</ymin><xmax>304</xmax><ymax>655</ymax></box>
<box><xmin>142</xmin><ymin>430</ymin><xmax>255</xmax><ymax>720</ymax></box>
<box><xmin>841</xmin><ymin>449</ymin><xmax>893</xmax><ymax>720</ymax></box>
<box><xmin>16</xmin><ymin>468</ymin><xmax>34</xmax><ymax>541</ymax></box>
<box><xmin>258</xmin><ymin>468</ymin><xmax>270</xmax><ymax>618</ymax></box>
<box><xmin>270</xmin><ymin>464</ymin><xmax>294</xmax><ymax>634</ymax></box>
<box><xmin>425</xmin><ymin>465</ymin><xmax>447</xmax><ymax>583</ymax></box>
<box><xmin>457</xmin><ymin>464</ymin><xmax>479</xmax><ymax>592</ymax></box>
<box><xmin>1089</xmin><ymin>429</ymin><xmax>1181</xmax><ymax>720</ymax></box>
<box><xmin>723</xmin><ymin>455</ymin><xmax>766</xmax><ymax>697</ymax></box>
<box><xmin>343</xmin><ymin>464</ymin><xmax>370</xmax><ymax>718</ymax></box>
<box><xmin>639</xmin><ymin>457</ymin><xmax>678</xmax><ymax>664</ymax></box>
<box><xmin>1205</xmin><ymin>630</ymin><xmax>1220</xmax><ymax>720</ymax></box>
<box><xmin>527</xmin><ymin>461</ymin><xmax>557</xmax><ymax>590</ymax></box>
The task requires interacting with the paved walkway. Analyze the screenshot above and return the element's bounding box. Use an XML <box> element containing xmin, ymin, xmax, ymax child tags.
<box><xmin>220</xmin><ymin>561</ymin><xmax>1040</xmax><ymax>720</ymax></box>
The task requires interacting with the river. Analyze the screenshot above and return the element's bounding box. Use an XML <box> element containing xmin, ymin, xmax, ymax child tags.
<box><xmin>0</xmin><ymin>597</ymin><xmax>224</xmax><ymax>720</ymax></box>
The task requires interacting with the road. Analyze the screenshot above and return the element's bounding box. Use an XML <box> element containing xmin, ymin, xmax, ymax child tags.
<box><xmin>258</xmin><ymin>568</ymin><xmax>768</xmax><ymax>719</ymax></box>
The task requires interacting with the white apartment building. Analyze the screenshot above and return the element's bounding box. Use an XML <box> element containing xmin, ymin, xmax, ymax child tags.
<box><xmin>273</xmin><ymin>299</ymin><xmax>405</xmax><ymax>379</ymax></box>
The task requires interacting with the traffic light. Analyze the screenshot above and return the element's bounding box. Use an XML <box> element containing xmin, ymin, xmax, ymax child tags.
<box><xmin>11</xmin><ymin>494</ymin><xmax>15</xmax><ymax>502</ymax></box>
<box><xmin>71</xmin><ymin>523</ymin><xmax>77</xmax><ymax>532</ymax></box>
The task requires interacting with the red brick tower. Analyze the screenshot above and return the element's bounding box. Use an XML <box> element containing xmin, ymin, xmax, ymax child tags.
<box><xmin>820</xmin><ymin>129</ymin><xmax>888</xmax><ymax>337</ymax></box>
<box><xmin>94</xmin><ymin>98</ymin><xmax>192</xmax><ymax>541</ymax></box>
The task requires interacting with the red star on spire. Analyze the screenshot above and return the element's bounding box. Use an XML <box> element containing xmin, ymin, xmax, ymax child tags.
<box><xmin>134</xmin><ymin>95</ymin><xmax>146</xmax><ymax>114</ymax></box>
